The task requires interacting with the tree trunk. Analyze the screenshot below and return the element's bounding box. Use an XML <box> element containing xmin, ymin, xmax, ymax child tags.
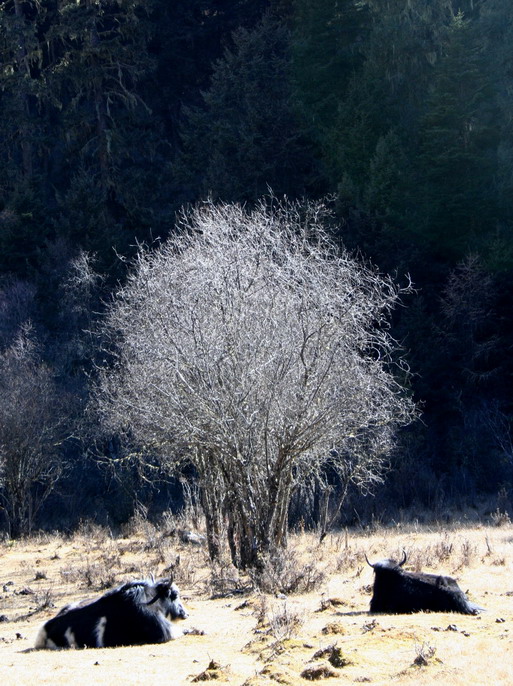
<box><xmin>267</xmin><ymin>463</ymin><xmax>293</xmax><ymax>550</ymax></box>
<box><xmin>225</xmin><ymin>490</ymin><xmax>264</xmax><ymax>570</ymax></box>
<box><xmin>238</xmin><ymin>525</ymin><xmax>263</xmax><ymax>570</ymax></box>
<box><xmin>6</xmin><ymin>490</ymin><xmax>28</xmax><ymax>539</ymax></box>
<box><xmin>227</xmin><ymin>511</ymin><xmax>238</xmax><ymax>567</ymax></box>
<box><xmin>88</xmin><ymin>14</ymin><xmax>111</xmax><ymax>187</ymax></box>
<box><xmin>200</xmin><ymin>487</ymin><xmax>222</xmax><ymax>561</ymax></box>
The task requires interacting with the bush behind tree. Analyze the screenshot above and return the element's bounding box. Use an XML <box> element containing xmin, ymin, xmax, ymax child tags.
<box><xmin>0</xmin><ymin>325</ymin><xmax>69</xmax><ymax>537</ymax></box>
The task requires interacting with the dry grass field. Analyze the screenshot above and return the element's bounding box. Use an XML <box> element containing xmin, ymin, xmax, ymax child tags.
<box><xmin>1</xmin><ymin>517</ymin><xmax>512</xmax><ymax>685</ymax></box>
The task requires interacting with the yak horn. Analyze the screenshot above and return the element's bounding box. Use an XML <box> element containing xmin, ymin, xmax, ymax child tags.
<box><xmin>364</xmin><ymin>553</ymin><xmax>375</xmax><ymax>568</ymax></box>
<box><xmin>399</xmin><ymin>550</ymin><xmax>407</xmax><ymax>567</ymax></box>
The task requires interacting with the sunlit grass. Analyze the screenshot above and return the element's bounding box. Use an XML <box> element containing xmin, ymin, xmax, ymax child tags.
<box><xmin>1</xmin><ymin>519</ymin><xmax>512</xmax><ymax>684</ymax></box>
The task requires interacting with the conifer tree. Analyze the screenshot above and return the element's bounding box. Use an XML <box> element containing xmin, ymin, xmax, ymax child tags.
<box><xmin>291</xmin><ymin>0</ymin><xmax>370</xmax><ymax>139</ymax></box>
<box><xmin>416</xmin><ymin>12</ymin><xmax>499</xmax><ymax>257</ymax></box>
<box><xmin>332</xmin><ymin>0</ymin><xmax>453</xmax><ymax>197</ymax></box>
<box><xmin>178</xmin><ymin>13</ymin><xmax>319</xmax><ymax>202</ymax></box>
<box><xmin>47</xmin><ymin>0</ymin><xmax>169</xmax><ymax>267</ymax></box>
<box><xmin>478</xmin><ymin>0</ymin><xmax>513</xmax><ymax>267</ymax></box>
<box><xmin>0</xmin><ymin>1</ymin><xmax>54</xmax><ymax>274</ymax></box>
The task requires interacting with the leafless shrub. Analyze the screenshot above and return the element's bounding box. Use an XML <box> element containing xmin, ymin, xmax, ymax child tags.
<box><xmin>250</xmin><ymin>594</ymin><xmax>304</xmax><ymax>646</ymax></box>
<box><xmin>75</xmin><ymin>519</ymin><xmax>112</xmax><ymax>545</ymax></box>
<box><xmin>490</xmin><ymin>508</ymin><xmax>511</xmax><ymax>527</ymax></box>
<box><xmin>0</xmin><ymin>325</ymin><xmax>71</xmax><ymax>537</ymax></box>
<box><xmin>253</xmin><ymin>594</ymin><xmax>270</xmax><ymax>631</ymax></box>
<box><xmin>176</xmin><ymin>481</ymin><xmax>205</xmax><ymax>532</ymax></box>
<box><xmin>120</xmin><ymin>507</ymin><xmax>153</xmax><ymax>538</ymax></box>
<box><xmin>32</xmin><ymin>587</ymin><xmax>56</xmax><ymax>612</ymax></box>
<box><xmin>120</xmin><ymin>508</ymin><xmax>181</xmax><ymax>567</ymax></box>
<box><xmin>402</xmin><ymin>547</ymin><xmax>427</xmax><ymax>573</ymax></box>
<box><xmin>156</xmin><ymin>509</ymin><xmax>174</xmax><ymax>534</ymax></box>
<box><xmin>121</xmin><ymin>507</ymin><xmax>165</xmax><ymax>554</ymax></box>
<box><xmin>11</xmin><ymin>586</ymin><xmax>56</xmax><ymax>622</ymax></box>
<box><xmin>60</xmin><ymin>549</ymin><xmax>119</xmax><ymax>590</ymax></box>
<box><xmin>144</xmin><ymin>535</ymin><xmax>169</xmax><ymax>565</ymax></box>
<box><xmin>168</xmin><ymin>552</ymin><xmax>203</xmax><ymax>588</ymax></box>
<box><xmin>93</xmin><ymin>197</ymin><xmax>416</xmax><ymax>568</ymax></box>
<box><xmin>334</xmin><ymin>546</ymin><xmax>361</xmax><ymax>572</ymax></box>
<box><xmin>433</xmin><ymin>534</ymin><xmax>454</xmax><ymax>563</ymax></box>
<box><xmin>250</xmin><ymin>547</ymin><xmax>325</xmax><ymax>594</ymax></box>
<box><xmin>206</xmin><ymin>557</ymin><xmax>247</xmax><ymax>598</ymax></box>
<box><xmin>459</xmin><ymin>538</ymin><xmax>478</xmax><ymax>568</ymax></box>
<box><xmin>397</xmin><ymin>536</ymin><xmax>456</xmax><ymax>573</ymax></box>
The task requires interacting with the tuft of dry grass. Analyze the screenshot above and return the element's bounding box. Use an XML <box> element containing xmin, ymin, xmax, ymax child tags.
<box><xmin>267</xmin><ymin>602</ymin><xmax>305</xmax><ymax>642</ymax></box>
<box><xmin>412</xmin><ymin>641</ymin><xmax>437</xmax><ymax>667</ymax></box>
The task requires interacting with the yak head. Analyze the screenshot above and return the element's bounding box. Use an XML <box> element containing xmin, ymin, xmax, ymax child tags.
<box><xmin>365</xmin><ymin>550</ymin><xmax>408</xmax><ymax>571</ymax></box>
<box><xmin>147</xmin><ymin>579</ymin><xmax>188</xmax><ymax>621</ymax></box>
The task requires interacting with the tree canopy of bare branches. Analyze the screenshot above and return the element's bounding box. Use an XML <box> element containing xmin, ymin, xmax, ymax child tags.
<box><xmin>94</xmin><ymin>197</ymin><xmax>416</xmax><ymax>567</ymax></box>
<box><xmin>0</xmin><ymin>326</ymin><xmax>68</xmax><ymax>537</ymax></box>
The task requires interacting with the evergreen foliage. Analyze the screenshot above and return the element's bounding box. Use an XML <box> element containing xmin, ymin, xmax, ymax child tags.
<box><xmin>415</xmin><ymin>12</ymin><xmax>500</xmax><ymax>257</ymax></box>
<box><xmin>177</xmin><ymin>13</ymin><xmax>320</xmax><ymax>202</ymax></box>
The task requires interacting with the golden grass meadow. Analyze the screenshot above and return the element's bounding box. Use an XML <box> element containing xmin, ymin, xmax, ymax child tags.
<box><xmin>1</xmin><ymin>517</ymin><xmax>512</xmax><ymax>685</ymax></box>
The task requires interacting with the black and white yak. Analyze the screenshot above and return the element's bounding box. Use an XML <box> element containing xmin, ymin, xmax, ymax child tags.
<box><xmin>366</xmin><ymin>552</ymin><xmax>484</xmax><ymax>615</ymax></box>
<box><xmin>35</xmin><ymin>578</ymin><xmax>188</xmax><ymax>649</ymax></box>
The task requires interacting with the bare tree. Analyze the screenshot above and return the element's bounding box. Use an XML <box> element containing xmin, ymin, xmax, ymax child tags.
<box><xmin>94</xmin><ymin>198</ymin><xmax>416</xmax><ymax>567</ymax></box>
<box><xmin>0</xmin><ymin>325</ymin><xmax>68</xmax><ymax>537</ymax></box>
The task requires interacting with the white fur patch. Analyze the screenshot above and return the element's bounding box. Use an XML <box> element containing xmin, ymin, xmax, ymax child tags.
<box><xmin>34</xmin><ymin>626</ymin><xmax>48</xmax><ymax>649</ymax></box>
<box><xmin>64</xmin><ymin>627</ymin><xmax>77</xmax><ymax>648</ymax></box>
<box><xmin>169</xmin><ymin>622</ymin><xmax>183</xmax><ymax>640</ymax></box>
<box><xmin>95</xmin><ymin>616</ymin><xmax>107</xmax><ymax>647</ymax></box>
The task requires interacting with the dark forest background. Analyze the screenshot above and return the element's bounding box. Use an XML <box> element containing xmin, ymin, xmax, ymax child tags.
<box><xmin>1</xmin><ymin>0</ymin><xmax>513</xmax><ymax>536</ymax></box>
